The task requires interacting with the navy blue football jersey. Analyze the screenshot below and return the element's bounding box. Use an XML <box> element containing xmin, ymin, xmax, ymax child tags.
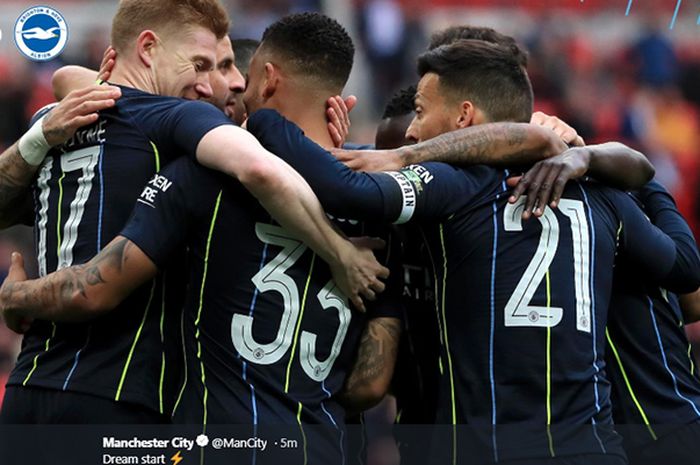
<box><xmin>391</xmin><ymin>224</ymin><xmax>440</xmax><ymax>425</ymax></box>
<box><xmin>8</xmin><ymin>85</ymin><xmax>233</xmax><ymax>415</ymax></box>
<box><xmin>245</xmin><ymin>109</ymin><xmax>700</xmax><ymax>463</ymax></box>
<box><xmin>606</xmin><ymin>181</ymin><xmax>700</xmax><ymax>447</ymax></box>
<box><xmin>120</xmin><ymin>157</ymin><xmax>402</xmax><ymax>461</ymax></box>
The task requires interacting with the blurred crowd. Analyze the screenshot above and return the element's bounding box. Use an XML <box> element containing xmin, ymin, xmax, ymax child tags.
<box><xmin>0</xmin><ymin>0</ymin><xmax>699</xmax><ymax>382</ymax></box>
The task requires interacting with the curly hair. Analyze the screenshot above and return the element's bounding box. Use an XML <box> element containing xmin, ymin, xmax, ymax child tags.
<box><xmin>382</xmin><ymin>85</ymin><xmax>417</xmax><ymax>119</ymax></box>
<box><xmin>259</xmin><ymin>13</ymin><xmax>354</xmax><ymax>91</ymax></box>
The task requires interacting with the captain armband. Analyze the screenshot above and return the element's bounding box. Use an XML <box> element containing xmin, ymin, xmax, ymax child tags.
<box><xmin>386</xmin><ymin>171</ymin><xmax>417</xmax><ymax>224</ymax></box>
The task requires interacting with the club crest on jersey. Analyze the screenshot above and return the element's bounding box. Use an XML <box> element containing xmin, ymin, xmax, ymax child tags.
<box><xmin>14</xmin><ymin>6</ymin><xmax>68</xmax><ymax>61</ymax></box>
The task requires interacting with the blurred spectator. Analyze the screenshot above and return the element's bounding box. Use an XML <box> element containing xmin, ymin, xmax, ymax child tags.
<box><xmin>680</xmin><ymin>53</ymin><xmax>700</xmax><ymax>108</ymax></box>
<box><xmin>356</xmin><ymin>0</ymin><xmax>424</xmax><ymax>116</ymax></box>
<box><xmin>230</xmin><ymin>0</ymin><xmax>291</xmax><ymax>39</ymax></box>
<box><xmin>631</xmin><ymin>20</ymin><xmax>679</xmax><ymax>88</ymax></box>
<box><xmin>69</xmin><ymin>28</ymin><xmax>111</xmax><ymax>70</ymax></box>
<box><xmin>231</xmin><ymin>38</ymin><xmax>260</xmax><ymax>73</ymax></box>
<box><xmin>0</xmin><ymin>57</ymin><xmax>32</xmax><ymax>150</ymax></box>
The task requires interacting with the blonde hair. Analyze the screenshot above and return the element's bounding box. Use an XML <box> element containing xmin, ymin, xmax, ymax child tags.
<box><xmin>111</xmin><ymin>0</ymin><xmax>229</xmax><ymax>52</ymax></box>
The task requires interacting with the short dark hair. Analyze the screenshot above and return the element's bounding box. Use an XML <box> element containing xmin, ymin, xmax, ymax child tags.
<box><xmin>382</xmin><ymin>85</ymin><xmax>417</xmax><ymax>119</ymax></box>
<box><xmin>259</xmin><ymin>13</ymin><xmax>354</xmax><ymax>91</ymax></box>
<box><xmin>429</xmin><ymin>25</ymin><xmax>528</xmax><ymax>68</ymax></box>
<box><xmin>231</xmin><ymin>38</ymin><xmax>260</xmax><ymax>74</ymax></box>
<box><xmin>417</xmin><ymin>39</ymin><xmax>533</xmax><ymax>123</ymax></box>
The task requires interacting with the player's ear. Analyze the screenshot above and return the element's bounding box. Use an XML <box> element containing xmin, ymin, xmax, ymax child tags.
<box><xmin>261</xmin><ymin>62</ymin><xmax>278</xmax><ymax>100</ymax></box>
<box><xmin>456</xmin><ymin>100</ymin><xmax>475</xmax><ymax>129</ymax></box>
<box><xmin>136</xmin><ymin>30</ymin><xmax>158</xmax><ymax>67</ymax></box>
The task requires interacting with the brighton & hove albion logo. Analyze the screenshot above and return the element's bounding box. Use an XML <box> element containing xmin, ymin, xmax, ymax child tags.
<box><xmin>14</xmin><ymin>6</ymin><xmax>68</xmax><ymax>61</ymax></box>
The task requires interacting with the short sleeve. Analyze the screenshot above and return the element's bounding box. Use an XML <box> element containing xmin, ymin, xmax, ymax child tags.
<box><xmin>131</xmin><ymin>99</ymin><xmax>233</xmax><ymax>158</ymax></box>
<box><xmin>247</xmin><ymin>109</ymin><xmax>496</xmax><ymax>224</ymax></box>
<box><xmin>120</xmin><ymin>158</ymin><xmax>219</xmax><ymax>268</ymax></box>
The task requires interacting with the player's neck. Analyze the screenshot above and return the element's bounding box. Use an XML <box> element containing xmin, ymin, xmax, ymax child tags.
<box><xmin>277</xmin><ymin>101</ymin><xmax>334</xmax><ymax>149</ymax></box>
<box><xmin>108</xmin><ymin>61</ymin><xmax>158</xmax><ymax>95</ymax></box>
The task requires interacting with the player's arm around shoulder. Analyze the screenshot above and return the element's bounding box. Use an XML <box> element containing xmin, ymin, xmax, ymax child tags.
<box><xmin>51</xmin><ymin>47</ymin><xmax>115</xmax><ymax>99</ymax></box>
<box><xmin>337</xmin><ymin>228</ymin><xmax>404</xmax><ymax>413</ymax></box>
<box><xmin>0</xmin><ymin>236</ymin><xmax>157</xmax><ymax>333</ymax></box>
<box><xmin>195</xmin><ymin>124</ymin><xmax>287</xmax><ymax>194</ymax></box>
<box><xmin>333</xmin><ymin>120</ymin><xmax>566</xmax><ymax>172</ymax></box>
<box><xmin>528</xmin><ymin>111</ymin><xmax>655</xmax><ymax>189</ymax></box>
<box><xmin>196</xmin><ymin>124</ymin><xmax>389</xmax><ymax>311</ymax></box>
<box><xmin>52</xmin><ymin>66</ymin><xmax>99</xmax><ymax>101</ymax></box>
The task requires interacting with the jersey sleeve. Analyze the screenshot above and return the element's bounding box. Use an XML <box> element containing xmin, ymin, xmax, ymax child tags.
<box><xmin>29</xmin><ymin>103</ymin><xmax>58</xmax><ymax>126</ymax></box>
<box><xmin>246</xmin><ymin>109</ymin><xmax>483</xmax><ymax>223</ymax></box>
<box><xmin>637</xmin><ymin>180</ymin><xmax>700</xmax><ymax>292</ymax></box>
<box><xmin>615</xmin><ymin>187</ymin><xmax>700</xmax><ymax>293</ymax></box>
<box><xmin>383</xmin><ymin>163</ymin><xmax>497</xmax><ymax>223</ymax></box>
<box><xmin>131</xmin><ymin>100</ymin><xmax>233</xmax><ymax>158</ymax></box>
<box><xmin>120</xmin><ymin>158</ymin><xmax>217</xmax><ymax>268</ymax></box>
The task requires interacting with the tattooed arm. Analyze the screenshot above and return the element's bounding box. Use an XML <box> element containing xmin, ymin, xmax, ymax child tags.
<box><xmin>0</xmin><ymin>143</ymin><xmax>38</xmax><ymax>228</ymax></box>
<box><xmin>337</xmin><ymin>317</ymin><xmax>402</xmax><ymax>414</ymax></box>
<box><xmin>399</xmin><ymin>123</ymin><xmax>567</xmax><ymax>166</ymax></box>
<box><xmin>0</xmin><ymin>236</ymin><xmax>156</xmax><ymax>329</ymax></box>
<box><xmin>332</xmin><ymin>123</ymin><xmax>567</xmax><ymax>172</ymax></box>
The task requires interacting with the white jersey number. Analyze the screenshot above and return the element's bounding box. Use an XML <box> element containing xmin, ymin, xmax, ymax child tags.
<box><xmin>231</xmin><ymin>223</ymin><xmax>351</xmax><ymax>381</ymax></box>
<box><xmin>503</xmin><ymin>197</ymin><xmax>592</xmax><ymax>332</ymax></box>
<box><xmin>36</xmin><ymin>146</ymin><xmax>101</xmax><ymax>276</ymax></box>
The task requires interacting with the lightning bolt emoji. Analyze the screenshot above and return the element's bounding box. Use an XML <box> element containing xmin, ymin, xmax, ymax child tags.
<box><xmin>171</xmin><ymin>451</ymin><xmax>183</xmax><ymax>465</ymax></box>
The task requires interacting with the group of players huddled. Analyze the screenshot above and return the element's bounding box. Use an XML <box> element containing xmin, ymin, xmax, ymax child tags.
<box><xmin>0</xmin><ymin>1</ymin><xmax>699</xmax><ymax>465</ymax></box>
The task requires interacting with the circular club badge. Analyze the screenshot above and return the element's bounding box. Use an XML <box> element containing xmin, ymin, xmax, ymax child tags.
<box><xmin>14</xmin><ymin>6</ymin><xmax>68</xmax><ymax>61</ymax></box>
